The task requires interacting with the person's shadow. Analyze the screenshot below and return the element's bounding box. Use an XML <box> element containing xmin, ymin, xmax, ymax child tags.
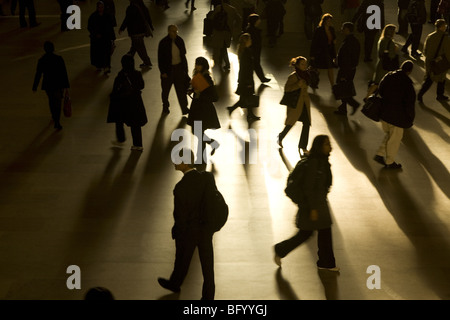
<box><xmin>275</xmin><ymin>268</ymin><xmax>299</xmax><ymax>300</ymax></box>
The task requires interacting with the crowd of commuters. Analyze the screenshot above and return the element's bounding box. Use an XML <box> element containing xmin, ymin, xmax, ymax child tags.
<box><xmin>26</xmin><ymin>0</ymin><xmax>450</xmax><ymax>300</ymax></box>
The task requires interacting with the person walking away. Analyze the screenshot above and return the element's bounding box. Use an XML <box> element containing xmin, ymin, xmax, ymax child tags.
<box><xmin>373</xmin><ymin>60</ymin><xmax>416</xmax><ymax>169</ymax></box>
<box><xmin>401</xmin><ymin>0</ymin><xmax>427</xmax><ymax>58</ymax></box>
<box><xmin>274</xmin><ymin>135</ymin><xmax>339</xmax><ymax>272</ymax></box>
<box><xmin>32</xmin><ymin>41</ymin><xmax>70</xmax><ymax>130</ymax></box>
<box><xmin>158</xmin><ymin>24</ymin><xmax>190</xmax><ymax>115</ymax></box>
<box><xmin>334</xmin><ymin>22</ymin><xmax>361</xmax><ymax>116</ymax></box>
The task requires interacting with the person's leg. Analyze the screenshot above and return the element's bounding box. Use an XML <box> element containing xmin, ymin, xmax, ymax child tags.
<box><xmin>316</xmin><ymin>227</ymin><xmax>336</xmax><ymax>268</ymax></box>
<box><xmin>173</xmin><ymin>66</ymin><xmax>189</xmax><ymax>113</ymax></box>
<box><xmin>161</xmin><ymin>74</ymin><xmax>173</xmax><ymax>112</ymax></box>
<box><xmin>46</xmin><ymin>89</ymin><xmax>63</xmax><ymax>128</ymax></box>
<box><xmin>18</xmin><ymin>0</ymin><xmax>26</xmax><ymax>27</ymax></box>
<box><xmin>27</xmin><ymin>0</ymin><xmax>37</xmax><ymax>26</ymax></box>
<box><xmin>298</xmin><ymin>122</ymin><xmax>310</xmax><ymax>150</ymax></box>
<box><xmin>130</xmin><ymin>126</ymin><xmax>143</xmax><ymax>147</ymax></box>
<box><xmin>418</xmin><ymin>76</ymin><xmax>433</xmax><ymax>100</ymax></box>
<box><xmin>437</xmin><ymin>80</ymin><xmax>447</xmax><ymax>98</ymax></box>
<box><xmin>364</xmin><ymin>29</ymin><xmax>377</xmax><ymax>61</ymax></box>
<box><xmin>384</xmin><ymin>124</ymin><xmax>403</xmax><ymax>165</ymax></box>
<box><xmin>198</xmin><ymin>232</ymin><xmax>215</xmax><ymax>300</ymax></box>
<box><xmin>115</xmin><ymin>122</ymin><xmax>125</xmax><ymax>142</ymax></box>
<box><xmin>411</xmin><ymin>24</ymin><xmax>423</xmax><ymax>53</ymax></box>
<box><xmin>169</xmin><ymin>237</ymin><xmax>197</xmax><ymax>288</ymax></box>
<box><xmin>132</xmin><ymin>35</ymin><xmax>151</xmax><ymax>66</ymax></box>
<box><xmin>222</xmin><ymin>46</ymin><xmax>230</xmax><ymax>70</ymax></box>
<box><xmin>275</xmin><ymin>229</ymin><xmax>313</xmax><ymax>258</ymax></box>
<box><xmin>277</xmin><ymin>124</ymin><xmax>292</xmax><ymax>147</ymax></box>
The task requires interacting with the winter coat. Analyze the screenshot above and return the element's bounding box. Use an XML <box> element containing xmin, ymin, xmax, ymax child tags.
<box><xmin>187</xmin><ymin>73</ymin><xmax>220</xmax><ymax>130</ymax></box>
<box><xmin>284</xmin><ymin>72</ymin><xmax>311</xmax><ymax>126</ymax></box>
<box><xmin>378</xmin><ymin>69</ymin><xmax>416</xmax><ymax>128</ymax></box>
<box><xmin>310</xmin><ymin>26</ymin><xmax>337</xmax><ymax>69</ymax></box>
<box><xmin>157</xmin><ymin>35</ymin><xmax>188</xmax><ymax>76</ymax></box>
<box><xmin>107</xmin><ymin>69</ymin><xmax>148</xmax><ymax>127</ymax></box>
<box><xmin>336</xmin><ymin>34</ymin><xmax>360</xmax><ymax>69</ymax></box>
<box><xmin>296</xmin><ymin>155</ymin><xmax>333</xmax><ymax>231</ymax></box>
<box><xmin>236</xmin><ymin>47</ymin><xmax>255</xmax><ymax>97</ymax></box>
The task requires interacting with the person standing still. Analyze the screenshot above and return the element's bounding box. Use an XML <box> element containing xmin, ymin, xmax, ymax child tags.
<box><xmin>32</xmin><ymin>41</ymin><xmax>70</xmax><ymax>130</ymax></box>
<box><xmin>274</xmin><ymin>135</ymin><xmax>339</xmax><ymax>272</ymax></box>
<box><xmin>158</xmin><ymin>25</ymin><xmax>190</xmax><ymax>115</ymax></box>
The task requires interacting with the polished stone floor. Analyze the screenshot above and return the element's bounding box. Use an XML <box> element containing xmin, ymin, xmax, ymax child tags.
<box><xmin>0</xmin><ymin>0</ymin><xmax>449</xmax><ymax>300</ymax></box>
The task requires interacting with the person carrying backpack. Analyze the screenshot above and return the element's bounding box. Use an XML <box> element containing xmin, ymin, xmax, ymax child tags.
<box><xmin>274</xmin><ymin>135</ymin><xmax>339</xmax><ymax>272</ymax></box>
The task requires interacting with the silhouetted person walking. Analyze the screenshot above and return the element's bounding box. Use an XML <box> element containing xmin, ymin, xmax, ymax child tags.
<box><xmin>417</xmin><ymin>19</ymin><xmax>450</xmax><ymax>102</ymax></box>
<box><xmin>302</xmin><ymin>0</ymin><xmax>324</xmax><ymax>40</ymax></box>
<box><xmin>245</xmin><ymin>14</ymin><xmax>271</xmax><ymax>83</ymax></box>
<box><xmin>119</xmin><ymin>0</ymin><xmax>154</xmax><ymax>68</ymax></box>
<box><xmin>32</xmin><ymin>41</ymin><xmax>69</xmax><ymax>130</ymax></box>
<box><xmin>274</xmin><ymin>135</ymin><xmax>339</xmax><ymax>272</ymax></box>
<box><xmin>374</xmin><ymin>60</ymin><xmax>416</xmax><ymax>169</ymax></box>
<box><xmin>88</xmin><ymin>1</ymin><xmax>116</xmax><ymax>74</ymax></box>
<box><xmin>158</xmin><ymin>25</ymin><xmax>190</xmax><ymax>115</ymax></box>
<box><xmin>107</xmin><ymin>55</ymin><xmax>148</xmax><ymax>151</ymax></box>
<box><xmin>334</xmin><ymin>22</ymin><xmax>361</xmax><ymax>116</ymax></box>
<box><xmin>158</xmin><ymin>149</ymin><xmax>216</xmax><ymax>300</ymax></box>
<box><xmin>401</xmin><ymin>0</ymin><xmax>426</xmax><ymax>58</ymax></box>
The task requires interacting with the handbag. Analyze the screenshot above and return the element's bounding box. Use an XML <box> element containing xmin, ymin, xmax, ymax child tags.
<box><xmin>361</xmin><ymin>94</ymin><xmax>382</xmax><ymax>122</ymax></box>
<box><xmin>382</xmin><ymin>40</ymin><xmax>400</xmax><ymax>71</ymax></box>
<box><xmin>240</xmin><ymin>94</ymin><xmax>260</xmax><ymax>108</ymax></box>
<box><xmin>63</xmin><ymin>92</ymin><xmax>72</xmax><ymax>117</ymax></box>
<box><xmin>430</xmin><ymin>34</ymin><xmax>450</xmax><ymax>75</ymax></box>
<box><xmin>307</xmin><ymin>66</ymin><xmax>319</xmax><ymax>89</ymax></box>
<box><xmin>332</xmin><ymin>81</ymin><xmax>356</xmax><ymax>100</ymax></box>
<box><xmin>280</xmin><ymin>89</ymin><xmax>301</xmax><ymax>109</ymax></box>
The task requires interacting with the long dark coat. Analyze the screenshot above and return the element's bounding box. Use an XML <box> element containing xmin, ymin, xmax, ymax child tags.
<box><xmin>187</xmin><ymin>73</ymin><xmax>220</xmax><ymax>130</ymax></box>
<box><xmin>296</xmin><ymin>155</ymin><xmax>333</xmax><ymax>231</ymax></box>
<box><xmin>236</xmin><ymin>47</ymin><xmax>255</xmax><ymax>96</ymax></box>
<box><xmin>88</xmin><ymin>11</ymin><xmax>116</xmax><ymax>69</ymax></box>
<box><xmin>107</xmin><ymin>69</ymin><xmax>147</xmax><ymax>127</ymax></box>
<box><xmin>310</xmin><ymin>26</ymin><xmax>337</xmax><ymax>69</ymax></box>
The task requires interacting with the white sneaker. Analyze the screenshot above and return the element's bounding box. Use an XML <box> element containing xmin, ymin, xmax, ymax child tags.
<box><xmin>131</xmin><ymin>146</ymin><xmax>144</xmax><ymax>151</ymax></box>
<box><xmin>318</xmin><ymin>266</ymin><xmax>340</xmax><ymax>272</ymax></box>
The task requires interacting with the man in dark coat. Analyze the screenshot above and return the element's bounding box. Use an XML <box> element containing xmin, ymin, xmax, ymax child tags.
<box><xmin>334</xmin><ymin>22</ymin><xmax>361</xmax><ymax>115</ymax></box>
<box><xmin>158</xmin><ymin>25</ymin><xmax>190</xmax><ymax>115</ymax></box>
<box><xmin>401</xmin><ymin>0</ymin><xmax>427</xmax><ymax>58</ymax></box>
<box><xmin>32</xmin><ymin>41</ymin><xmax>70</xmax><ymax>130</ymax></box>
<box><xmin>158</xmin><ymin>150</ymin><xmax>216</xmax><ymax>300</ymax></box>
<box><xmin>374</xmin><ymin>60</ymin><xmax>416</xmax><ymax>169</ymax></box>
<box><xmin>119</xmin><ymin>0</ymin><xmax>154</xmax><ymax>68</ymax></box>
<box><xmin>352</xmin><ymin>0</ymin><xmax>385</xmax><ymax>62</ymax></box>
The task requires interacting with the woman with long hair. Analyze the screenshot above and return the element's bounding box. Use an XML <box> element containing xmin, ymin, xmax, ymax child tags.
<box><xmin>277</xmin><ymin>56</ymin><xmax>312</xmax><ymax>158</ymax></box>
<box><xmin>365</xmin><ymin>24</ymin><xmax>399</xmax><ymax>100</ymax></box>
<box><xmin>227</xmin><ymin>33</ymin><xmax>261</xmax><ymax>121</ymax></box>
<box><xmin>187</xmin><ymin>57</ymin><xmax>221</xmax><ymax>164</ymax></box>
<box><xmin>274</xmin><ymin>135</ymin><xmax>339</xmax><ymax>272</ymax></box>
<box><xmin>309</xmin><ymin>13</ymin><xmax>337</xmax><ymax>87</ymax></box>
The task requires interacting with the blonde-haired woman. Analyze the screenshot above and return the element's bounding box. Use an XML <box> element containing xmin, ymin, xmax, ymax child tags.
<box><xmin>227</xmin><ymin>33</ymin><xmax>260</xmax><ymax>121</ymax></box>
<box><xmin>277</xmin><ymin>56</ymin><xmax>312</xmax><ymax>157</ymax></box>
<box><xmin>309</xmin><ymin>13</ymin><xmax>337</xmax><ymax>87</ymax></box>
<box><xmin>366</xmin><ymin>24</ymin><xmax>399</xmax><ymax>99</ymax></box>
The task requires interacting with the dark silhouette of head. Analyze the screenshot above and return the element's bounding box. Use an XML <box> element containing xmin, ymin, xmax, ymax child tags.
<box><xmin>195</xmin><ymin>57</ymin><xmax>210</xmax><ymax>71</ymax></box>
<box><xmin>309</xmin><ymin>135</ymin><xmax>331</xmax><ymax>157</ymax></box>
<box><xmin>84</xmin><ymin>287</ymin><xmax>115</xmax><ymax>300</ymax></box>
<box><xmin>121</xmin><ymin>54</ymin><xmax>135</xmax><ymax>71</ymax></box>
<box><xmin>44</xmin><ymin>41</ymin><xmax>55</xmax><ymax>54</ymax></box>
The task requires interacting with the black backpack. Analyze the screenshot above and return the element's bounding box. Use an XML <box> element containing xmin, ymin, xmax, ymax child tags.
<box><xmin>213</xmin><ymin>5</ymin><xmax>229</xmax><ymax>31</ymax></box>
<box><xmin>284</xmin><ymin>158</ymin><xmax>309</xmax><ymax>205</ymax></box>
<box><xmin>201</xmin><ymin>172</ymin><xmax>229</xmax><ymax>233</ymax></box>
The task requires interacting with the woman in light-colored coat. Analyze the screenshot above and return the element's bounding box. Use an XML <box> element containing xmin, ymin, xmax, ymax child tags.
<box><xmin>277</xmin><ymin>56</ymin><xmax>311</xmax><ymax>157</ymax></box>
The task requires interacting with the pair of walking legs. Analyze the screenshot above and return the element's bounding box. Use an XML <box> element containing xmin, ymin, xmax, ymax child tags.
<box><xmin>128</xmin><ymin>35</ymin><xmax>152</xmax><ymax>67</ymax></box>
<box><xmin>115</xmin><ymin>123</ymin><xmax>143</xmax><ymax>147</ymax></box>
<box><xmin>274</xmin><ymin>227</ymin><xmax>336</xmax><ymax>269</ymax></box>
